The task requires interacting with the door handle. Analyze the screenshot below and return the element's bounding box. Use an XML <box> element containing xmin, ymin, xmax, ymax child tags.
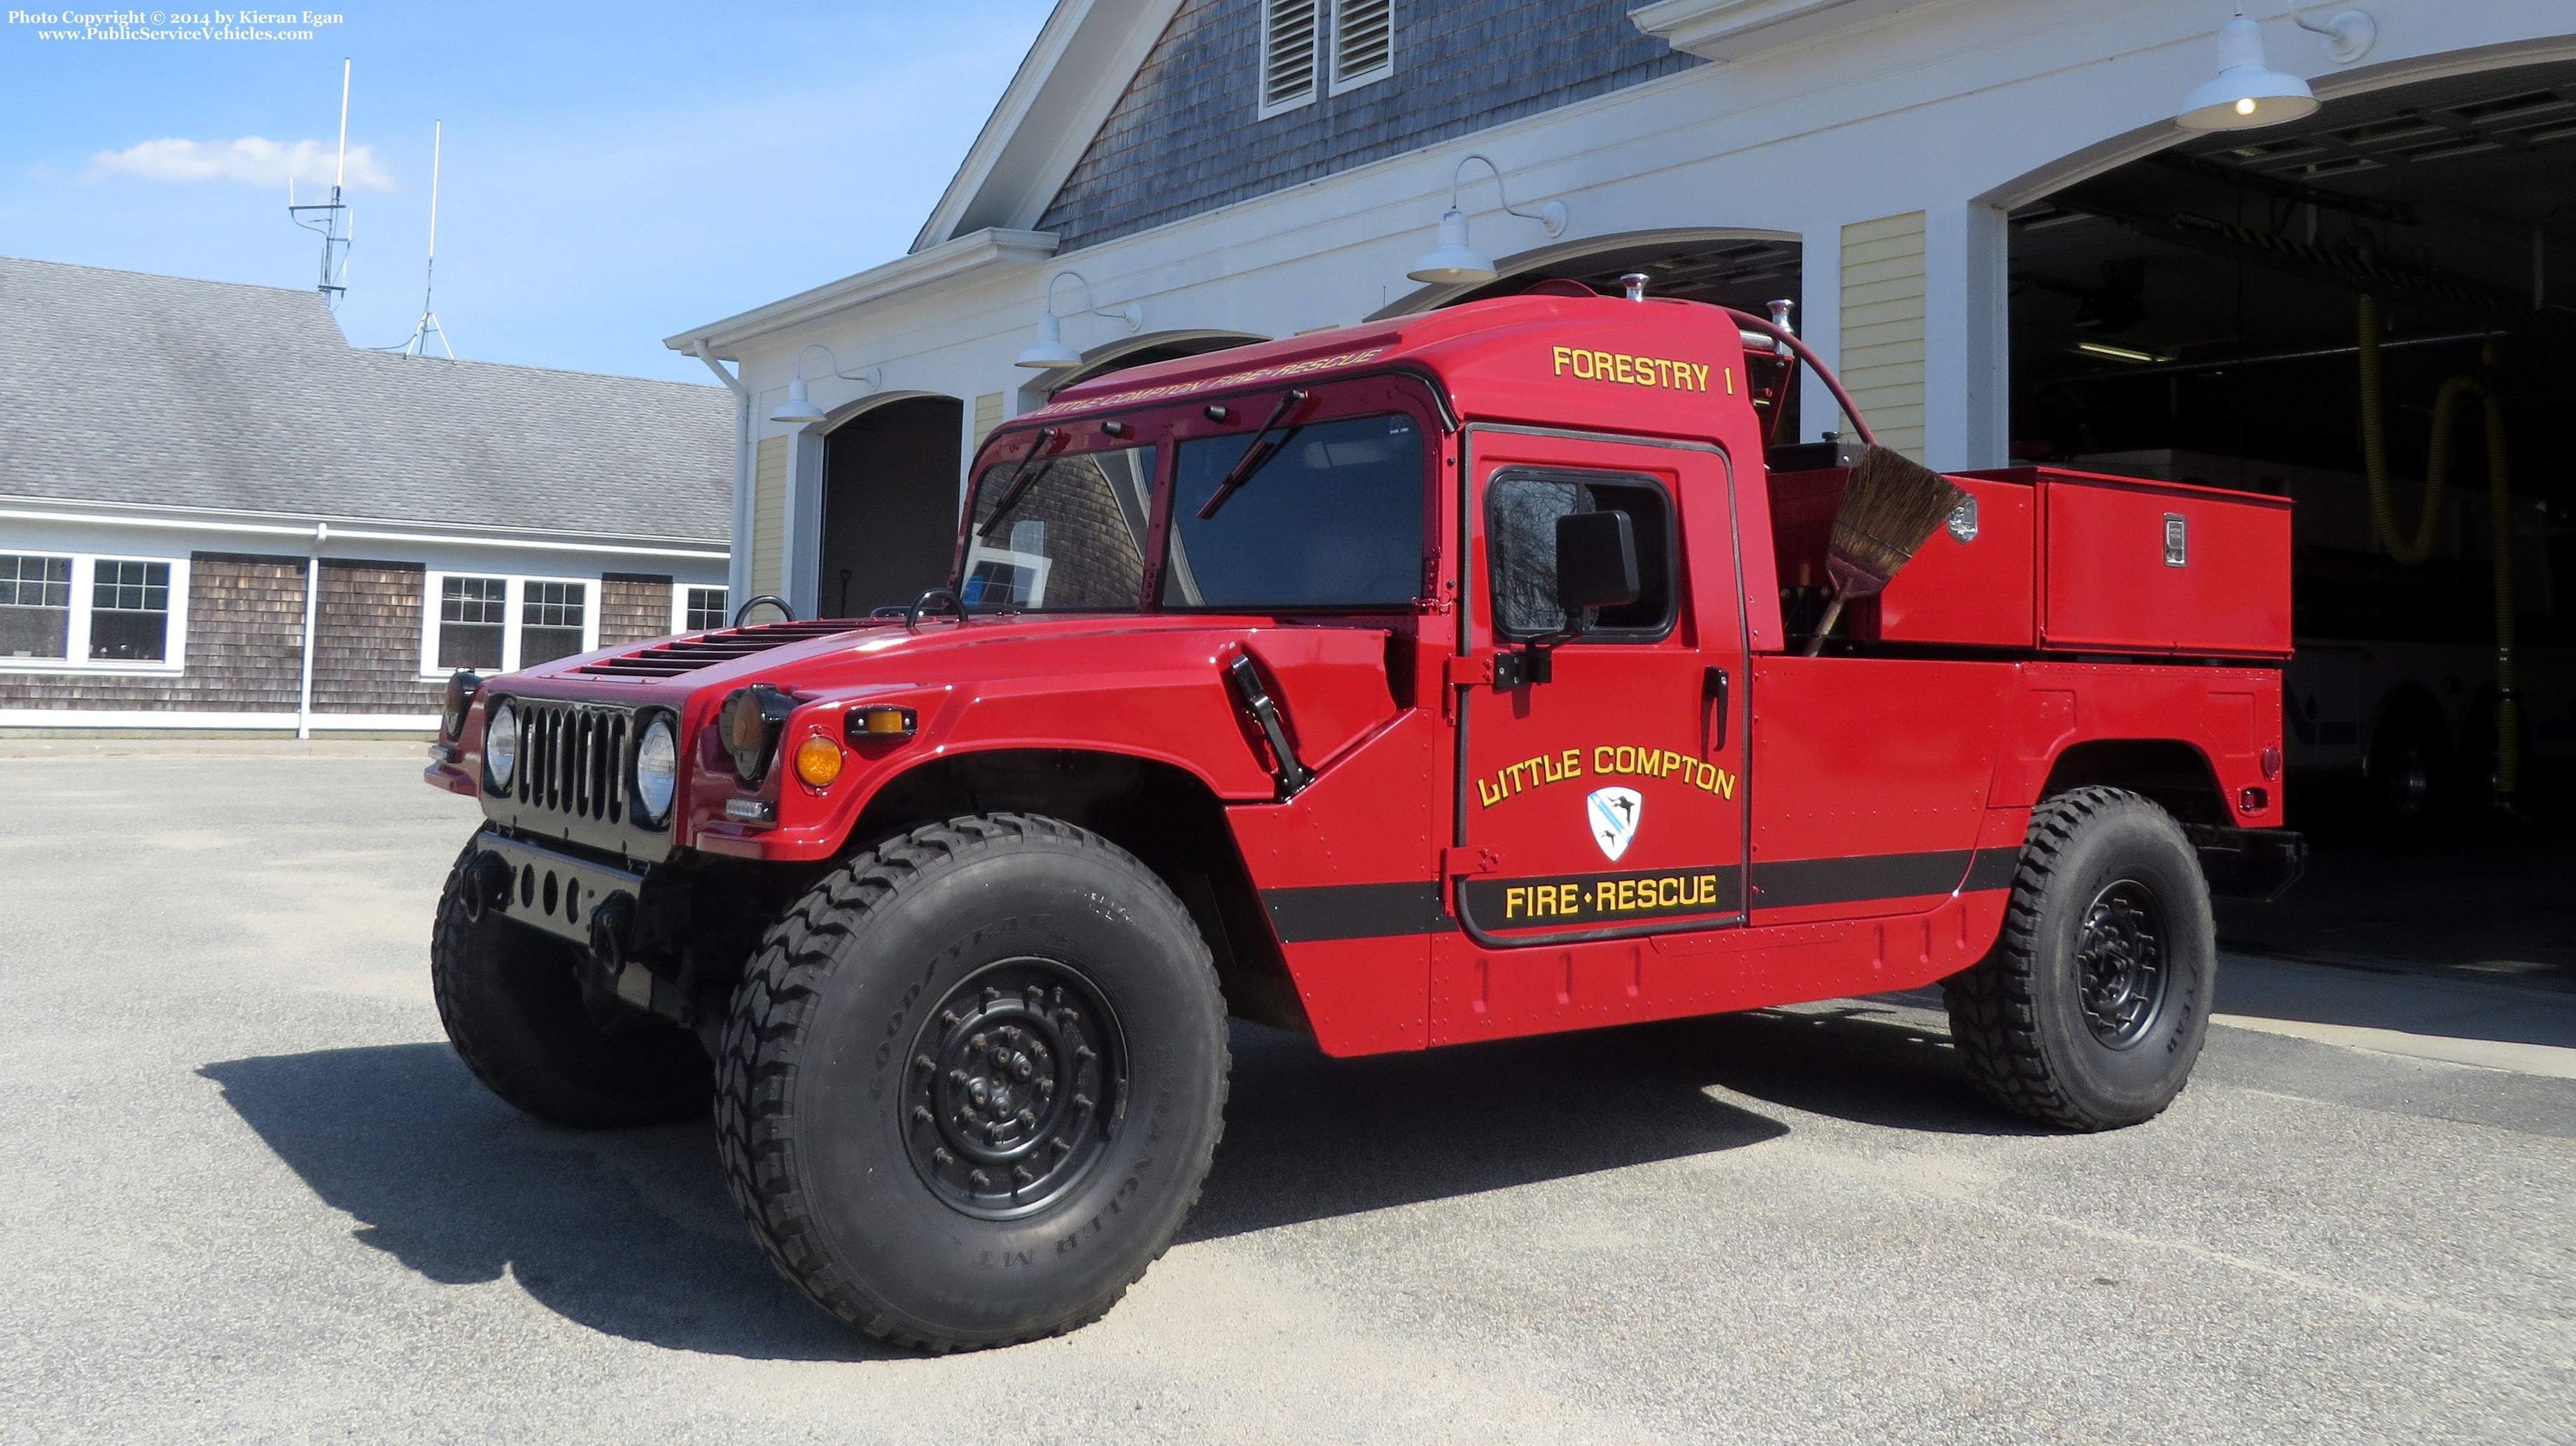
<box><xmin>1703</xmin><ymin>665</ymin><xmax>1730</xmax><ymax>751</ymax></box>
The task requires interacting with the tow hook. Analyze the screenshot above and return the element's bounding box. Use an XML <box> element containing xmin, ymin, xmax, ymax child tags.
<box><xmin>461</xmin><ymin>851</ymin><xmax>514</xmax><ymax>923</ymax></box>
<box><xmin>586</xmin><ymin>891</ymin><xmax>652</xmax><ymax>1008</ymax></box>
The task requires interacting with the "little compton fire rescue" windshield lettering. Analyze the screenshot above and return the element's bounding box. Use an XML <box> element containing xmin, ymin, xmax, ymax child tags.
<box><xmin>1476</xmin><ymin>744</ymin><xmax>1736</xmax><ymax>807</ymax></box>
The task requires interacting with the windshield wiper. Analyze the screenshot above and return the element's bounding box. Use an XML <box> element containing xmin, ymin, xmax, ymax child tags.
<box><xmin>974</xmin><ymin>427</ymin><xmax>1063</xmax><ymax>538</ymax></box>
<box><xmin>1194</xmin><ymin>389</ymin><xmax>1308</xmax><ymax>522</ymax></box>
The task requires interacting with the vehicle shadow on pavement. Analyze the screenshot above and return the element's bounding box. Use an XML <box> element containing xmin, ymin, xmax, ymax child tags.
<box><xmin>199</xmin><ymin>1044</ymin><xmax>889</xmax><ymax>1363</ymax></box>
<box><xmin>1183</xmin><ymin>1003</ymin><xmax>2032</xmax><ymax>1242</ymax></box>
<box><xmin>199</xmin><ymin>1006</ymin><xmax>2022</xmax><ymax>1357</ymax></box>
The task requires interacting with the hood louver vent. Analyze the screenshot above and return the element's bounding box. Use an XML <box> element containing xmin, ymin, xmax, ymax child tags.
<box><xmin>570</xmin><ymin>620</ymin><xmax>866</xmax><ymax>679</ymax></box>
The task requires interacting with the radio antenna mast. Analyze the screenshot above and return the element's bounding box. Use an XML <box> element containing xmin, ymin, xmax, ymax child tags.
<box><xmin>287</xmin><ymin>59</ymin><xmax>356</xmax><ymax>308</ymax></box>
<box><xmin>398</xmin><ymin>121</ymin><xmax>453</xmax><ymax>357</ymax></box>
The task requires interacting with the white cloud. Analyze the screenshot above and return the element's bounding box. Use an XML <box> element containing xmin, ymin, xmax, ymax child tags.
<box><xmin>88</xmin><ymin>137</ymin><xmax>395</xmax><ymax>190</ymax></box>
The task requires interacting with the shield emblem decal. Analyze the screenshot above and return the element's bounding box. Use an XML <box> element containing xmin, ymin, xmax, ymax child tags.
<box><xmin>1586</xmin><ymin>787</ymin><xmax>1642</xmax><ymax>862</ymax></box>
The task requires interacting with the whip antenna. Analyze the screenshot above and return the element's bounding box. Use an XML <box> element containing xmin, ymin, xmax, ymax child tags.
<box><xmin>398</xmin><ymin>120</ymin><xmax>453</xmax><ymax>357</ymax></box>
<box><xmin>286</xmin><ymin>57</ymin><xmax>355</xmax><ymax>308</ymax></box>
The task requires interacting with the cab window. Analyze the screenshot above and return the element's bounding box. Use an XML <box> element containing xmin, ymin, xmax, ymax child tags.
<box><xmin>1166</xmin><ymin>412</ymin><xmax>1424</xmax><ymax>610</ymax></box>
<box><xmin>1485</xmin><ymin>469</ymin><xmax>1676</xmax><ymax>640</ymax></box>
<box><xmin>962</xmin><ymin>445</ymin><xmax>1156</xmax><ymax>611</ymax></box>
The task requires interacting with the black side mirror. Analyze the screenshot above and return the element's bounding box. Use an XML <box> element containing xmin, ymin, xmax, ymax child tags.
<box><xmin>1497</xmin><ymin>510</ymin><xmax>1644</xmax><ymax>690</ymax></box>
<box><xmin>1556</xmin><ymin>510</ymin><xmax>1642</xmax><ymax>613</ymax></box>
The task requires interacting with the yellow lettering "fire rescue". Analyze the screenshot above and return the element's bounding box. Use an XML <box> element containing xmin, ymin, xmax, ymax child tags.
<box><xmin>1550</xmin><ymin>346</ymin><xmax>1721</xmax><ymax>394</ymax></box>
<box><xmin>1503</xmin><ymin>873</ymin><xmax>1726</xmax><ymax>919</ymax></box>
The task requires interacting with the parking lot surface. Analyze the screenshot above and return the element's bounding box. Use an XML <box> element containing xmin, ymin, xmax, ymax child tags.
<box><xmin>3</xmin><ymin>751</ymin><xmax>2571</xmax><ymax>1445</ymax></box>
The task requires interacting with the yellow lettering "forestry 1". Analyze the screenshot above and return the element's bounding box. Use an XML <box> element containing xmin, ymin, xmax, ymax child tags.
<box><xmin>1551</xmin><ymin>346</ymin><xmax>1719</xmax><ymax>394</ymax></box>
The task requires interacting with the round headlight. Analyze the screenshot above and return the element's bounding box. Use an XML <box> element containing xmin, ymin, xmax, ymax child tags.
<box><xmin>634</xmin><ymin>716</ymin><xmax>678</xmax><ymax>825</ymax></box>
<box><xmin>484</xmin><ymin>701</ymin><xmax>520</xmax><ymax>792</ymax></box>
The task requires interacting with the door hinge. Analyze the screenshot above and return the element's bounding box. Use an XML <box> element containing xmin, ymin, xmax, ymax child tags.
<box><xmin>1442</xmin><ymin>653</ymin><xmax>1494</xmax><ymax>689</ymax></box>
<box><xmin>1443</xmin><ymin>844</ymin><xmax>1502</xmax><ymax>877</ymax></box>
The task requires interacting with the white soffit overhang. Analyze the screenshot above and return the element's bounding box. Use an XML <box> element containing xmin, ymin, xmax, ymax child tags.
<box><xmin>662</xmin><ymin>227</ymin><xmax>1060</xmax><ymax>358</ymax></box>
<box><xmin>912</xmin><ymin>0</ymin><xmax>1189</xmax><ymax>252</ymax></box>
<box><xmin>1629</xmin><ymin>0</ymin><xmax>1944</xmax><ymax>62</ymax></box>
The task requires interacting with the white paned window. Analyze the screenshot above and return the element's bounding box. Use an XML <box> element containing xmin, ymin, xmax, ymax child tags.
<box><xmin>1329</xmin><ymin>0</ymin><xmax>1394</xmax><ymax>95</ymax></box>
<box><xmin>436</xmin><ymin>576</ymin><xmax>507</xmax><ymax>669</ymax></box>
<box><xmin>420</xmin><ymin>573</ymin><xmax>599</xmax><ymax>676</ymax></box>
<box><xmin>679</xmin><ymin>585</ymin><xmax>729</xmax><ymax>633</ymax></box>
<box><xmin>1257</xmin><ymin>0</ymin><xmax>1321</xmax><ymax>118</ymax></box>
<box><xmin>520</xmin><ymin>581</ymin><xmax>589</xmax><ymax>666</ymax></box>
<box><xmin>0</xmin><ymin>552</ymin><xmax>188</xmax><ymax>673</ymax></box>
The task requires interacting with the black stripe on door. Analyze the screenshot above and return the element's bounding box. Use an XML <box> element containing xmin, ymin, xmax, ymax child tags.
<box><xmin>1257</xmin><ymin>847</ymin><xmax>2022</xmax><ymax>944</ymax></box>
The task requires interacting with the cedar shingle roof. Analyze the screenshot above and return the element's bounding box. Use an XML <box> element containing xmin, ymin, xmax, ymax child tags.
<box><xmin>0</xmin><ymin>255</ymin><xmax>732</xmax><ymax>543</ymax></box>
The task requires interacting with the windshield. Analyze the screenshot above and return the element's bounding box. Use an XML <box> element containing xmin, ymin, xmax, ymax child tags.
<box><xmin>961</xmin><ymin>445</ymin><xmax>1156</xmax><ymax>611</ymax></box>
<box><xmin>1166</xmin><ymin>412</ymin><xmax>1425</xmax><ymax>609</ymax></box>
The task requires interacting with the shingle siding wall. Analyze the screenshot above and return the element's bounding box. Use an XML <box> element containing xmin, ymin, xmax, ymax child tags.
<box><xmin>311</xmin><ymin>561</ymin><xmax>440</xmax><ymax>714</ymax></box>
<box><xmin>1035</xmin><ymin>0</ymin><xmax>1700</xmax><ymax>252</ymax></box>
<box><xmin>0</xmin><ymin>552</ymin><xmax>306</xmax><ymax>709</ymax></box>
<box><xmin>601</xmin><ymin>574</ymin><xmax>674</xmax><ymax>646</ymax></box>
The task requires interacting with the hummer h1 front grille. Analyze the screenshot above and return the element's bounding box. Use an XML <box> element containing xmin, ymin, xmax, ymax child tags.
<box><xmin>512</xmin><ymin>701</ymin><xmax>630</xmax><ymax>825</ymax></box>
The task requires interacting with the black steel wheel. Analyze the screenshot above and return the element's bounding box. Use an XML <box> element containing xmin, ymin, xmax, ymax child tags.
<box><xmin>1943</xmin><ymin>787</ymin><xmax>2215</xmax><ymax>1131</ymax></box>
<box><xmin>2073</xmin><ymin>880</ymin><xmax>2168</xmax><ymax>1048</ymax></box>
<box><xmin>715</xmin><ymin>813</ymin><xmax>1228</xmax><ymax>1352</ymax></box>
<box><xmin>904</xmin><ymin>960</ymin><xmax>1123</xmax><ymax>1221</ymax></box>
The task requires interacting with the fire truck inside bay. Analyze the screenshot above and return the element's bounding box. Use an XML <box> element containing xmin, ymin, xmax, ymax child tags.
<box><xmin>424</xmin><ymin>285</ymin><xmax>2300</xmax><ymax>1351</ymax></box>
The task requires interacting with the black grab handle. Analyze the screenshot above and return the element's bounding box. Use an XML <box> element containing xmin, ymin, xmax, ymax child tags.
<box><xmin>732</xmin><ymin>595</ymin><xmax>797</xmax><ymax>627</ymax></box>
<box><xmin>905</xmin><ymin>588</ymin><xmax>967</xmax><ymax>632</ymax></box>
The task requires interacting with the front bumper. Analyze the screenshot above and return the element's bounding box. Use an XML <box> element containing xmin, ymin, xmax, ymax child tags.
<box><xmin>472</xmin><ymin>829</ymin><xmax>646</xmax><ymax>950</ymax></box>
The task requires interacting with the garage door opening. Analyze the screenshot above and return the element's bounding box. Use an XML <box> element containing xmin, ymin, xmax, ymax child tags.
<box><xmin>2008</xmin><ymin>60</ymin><xmax>2575</xmax><ymax>828</ymax></box>
<box><xmin>819</xmin><ymin>395</ymin><xmax>965</xmax><ymax>619</ymax></box>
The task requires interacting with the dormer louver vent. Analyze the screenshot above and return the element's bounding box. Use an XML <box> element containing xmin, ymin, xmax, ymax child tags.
<box><xmin>1259</xmin><ymin>0</ymin><xmax>1322</xmax><ymax>117</ymax></box>
<box><xmin>1329</xmin><ymin>0</ymin><xmax>1394</xmax><ymax>94</ymax></box>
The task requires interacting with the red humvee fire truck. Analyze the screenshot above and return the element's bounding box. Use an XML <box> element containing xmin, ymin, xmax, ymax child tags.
<box><xmin>424</xmin><ymin>290</ymin><xmax>2301</xmax><ymax>1351</ymax></box>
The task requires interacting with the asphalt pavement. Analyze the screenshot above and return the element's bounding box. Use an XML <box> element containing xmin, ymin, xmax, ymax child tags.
<box><xmin>2</xmin><ymin>747</ymin><xmax>2570</xmax><ymax>1445</ymax></box>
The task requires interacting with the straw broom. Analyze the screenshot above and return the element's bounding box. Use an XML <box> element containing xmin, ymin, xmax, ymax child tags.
<box><xmin>1805</xmin><ymin>446</ymin><xmax>1969</xmax><ymax>656</ymax></box>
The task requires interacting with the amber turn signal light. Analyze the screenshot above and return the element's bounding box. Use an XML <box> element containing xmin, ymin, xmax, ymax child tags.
<box><xmin>847</xmin><ymin>705</ymin><xmax>918</xmax><ymax>741</ymax></box>
<box><xmin>794</xmin><ymin>735</ymin><xmax>845</xmax><ymax>788</ymax></box>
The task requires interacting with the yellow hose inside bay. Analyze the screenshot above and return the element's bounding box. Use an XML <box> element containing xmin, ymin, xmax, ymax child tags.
<box><xmin>2356</xmin><ymin>293</ymin><xmax>2519</xmax><ymax>799</ymax></box>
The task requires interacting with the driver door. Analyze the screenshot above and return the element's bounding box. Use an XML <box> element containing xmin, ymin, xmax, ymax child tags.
<box><xmin>1451</xmin><ymin>429</ymin><xmax>1746</xmax><ymax>945</ymax></box>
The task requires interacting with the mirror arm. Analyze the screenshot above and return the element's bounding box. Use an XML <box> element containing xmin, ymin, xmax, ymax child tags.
<box><xmin>1494</xmin><ymin>611</ymin><xmax>1586</xmax><ymax>688</ymax></box>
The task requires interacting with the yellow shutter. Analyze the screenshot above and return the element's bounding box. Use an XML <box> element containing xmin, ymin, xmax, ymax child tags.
<box><xmin>750</xmin><ymin>434</ymin><xmax>788</xmax><ymax>600</ymax></box>
<box><xmin>1840</xmin><ymin>211</ymin><xmax>1928</xmax><ymax>460</ymax></box>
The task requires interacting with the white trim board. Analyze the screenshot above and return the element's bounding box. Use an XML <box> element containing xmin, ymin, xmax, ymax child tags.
<box><xmin>0</xmin><ymin>710</ymin><xmax>438</xmax><ymax>730</ymax></box>
<box><xmin>665</xmin><ymin>228</ymin><xmax>1061</xmax><ymax>359</ymax></box>
<box><xmin>0</xmin><ymin>503</ymin><xmax>726</xmax><ymax>560</ymax></box>
<box><xmin>912</xmin><ymin>0</ymin><xmax>1190</xmax><ymax>250</ymax></box>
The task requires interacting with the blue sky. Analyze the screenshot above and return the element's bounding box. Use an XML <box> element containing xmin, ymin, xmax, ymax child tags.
<box><xmin>0</xmin><ymin>1</ymin><xmax>1057</xmax><ymax>382</ymax></box>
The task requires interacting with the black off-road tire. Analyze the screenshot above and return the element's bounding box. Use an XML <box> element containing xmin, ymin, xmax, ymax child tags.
<box><xmin>1942</xmin><ymin>788</ymin><xmax>2215</xmax><ymax>1131</ymax></box>
<box><xmin>715</xmin><ymin>814</ymin><xmax>1230</xmax><ymax>1352</ymax></box>
<box><xmin>430</xmin><ymin>837</ymin><xmax>710</xmax><ymax>1128</ymax></box>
